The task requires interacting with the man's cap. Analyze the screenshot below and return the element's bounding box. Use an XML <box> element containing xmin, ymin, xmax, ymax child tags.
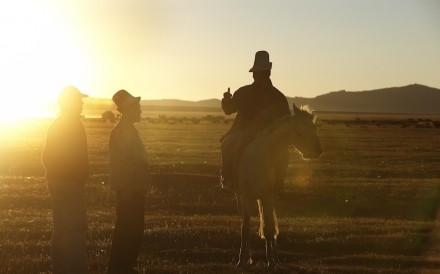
<box><xmin>58</xmin><ymin>85</ymin><xmax>88</xmax><ymax>103</ymax></box>
<box><xmin>249</xmin><ymin>50</ymin><xmax>272</xmax><ymax>72</ymax></box>
<box><xmin>112</xmin><ymin>89</ymin><xmax>141</xmax><ymax>111</ymax></box>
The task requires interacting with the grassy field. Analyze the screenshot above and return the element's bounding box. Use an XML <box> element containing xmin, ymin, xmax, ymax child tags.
<box><xmin>0</xmin><ymin>111</ymin><xmax>440</xmax><ymax>273</ymax></box>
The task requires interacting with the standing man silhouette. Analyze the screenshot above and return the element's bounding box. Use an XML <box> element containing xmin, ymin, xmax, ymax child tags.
<box><xmin>108</xmin><ymin>90</ymin><xmax>149</xmax><ymax>273</ymax></box>
<box><xmin>42</xmin><ymin>85</ymin><xmax>89</xmax><ymax>274</ymax></box>
<box><xmin>220</xmin><ymin>51</ymin><xmax>290</xmax><ymax>194</ymax></box>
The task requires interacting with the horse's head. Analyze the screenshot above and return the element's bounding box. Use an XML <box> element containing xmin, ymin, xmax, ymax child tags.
<box><xmin>288</xmin><ymin>103</ymin><xmax>322</xmax><ymax>159</ymax></box>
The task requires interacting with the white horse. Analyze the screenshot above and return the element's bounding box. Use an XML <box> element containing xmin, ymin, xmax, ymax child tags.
<box><xmin>236</xmin><ymin>103</ymin><xmax>322</xmax><ymax>268</ymax></box>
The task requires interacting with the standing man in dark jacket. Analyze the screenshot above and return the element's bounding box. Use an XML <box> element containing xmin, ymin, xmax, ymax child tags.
<box><xmin>221</xmin><ymin>51</ymin><xmax>290</xmax><ymax>193</ymax></box>
<box><xmin>42</xmin><ymin>85</ymin><xmax>89</xmax><ymax>274</ymax></box>
<box><xmin>107</xmin><ymin>90</ymin><xmax>149</xmax><ymax>273</ymax></box>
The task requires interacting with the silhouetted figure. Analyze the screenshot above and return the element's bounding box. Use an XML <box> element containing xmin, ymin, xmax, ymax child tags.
<box><xmin>220</xmin><ymin>51</ymin><xmax>290</xmax><ymax>193</ymax></box>
<box><xmin>41</xmin><ymin>86</ymin><xmax>89</xmax><ymax>274</ymax></box>
<box><xmin>102</xmin><ymin>110</ymin><xmax>116</xmax><ymax>123</ymax></box>
<box><xmin>107</xmin><ymin>90</ymin><xmax>149</xmax><ymax>274</ymax></box>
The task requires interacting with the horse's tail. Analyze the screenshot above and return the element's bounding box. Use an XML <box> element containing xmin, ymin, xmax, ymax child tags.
<box><xmin>273</xmin><ymin>209</ymin><xmax>279</xmax><ymax>240</ymax></box>
<box><xmin>235</xmin><ymin>193</ymin><xmax>242</xmax><ymax>216</ymax></box>
<box><xmin>258</xmin><ymin>200</ymin><xmax>265</xmax><ymax>239</ymax></box>
<box><xmin>257</xmin><ymin>199</ymin><xmax>279</xmax><ymax>240</ymax></box>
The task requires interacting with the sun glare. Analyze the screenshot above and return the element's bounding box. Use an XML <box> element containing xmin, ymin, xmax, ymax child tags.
<box><xmin>0</xmin><ymin>1</ymin><xmax>95</xmax><ymax>122</ymax></box>
<box><xmin>0</xmin><ymin>97</ymin><xmax>56</xmax><ymax>122</ymax></box>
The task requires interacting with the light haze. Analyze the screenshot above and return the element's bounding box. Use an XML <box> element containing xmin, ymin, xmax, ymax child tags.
<box><xmin>0</xmin><ymin>0</ymin><xmax>439</xmax><ymax>118</ymax></box>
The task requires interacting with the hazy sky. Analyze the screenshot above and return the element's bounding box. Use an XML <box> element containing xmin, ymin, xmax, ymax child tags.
<box><xmin>0</xmin><ymin>0</ymin><xmax>439</xmax><ymax>117</ymax></box>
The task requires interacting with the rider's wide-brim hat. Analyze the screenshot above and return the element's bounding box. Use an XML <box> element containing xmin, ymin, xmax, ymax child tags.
<box><xmin>112</xmin><ymin>89</ymin><xmax>141</xmax><ymax>111</ymax></box>
<box><xmin>249</xmin><ymin>50</ymin><xmax>272</xmax><ymax>72</ymax></box>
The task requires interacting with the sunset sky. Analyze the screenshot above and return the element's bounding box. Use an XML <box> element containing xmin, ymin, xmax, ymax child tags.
<box><xmin>0</xmin><ymin>0</ymin><xmax>439</xmax><ymax>119</ymax></box>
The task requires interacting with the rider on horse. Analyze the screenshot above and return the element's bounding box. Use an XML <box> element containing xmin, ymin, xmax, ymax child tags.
<box><xmin>220</xmin><ymin>50</ymin><xmax>290</xmax><ymax>194</ymax></box>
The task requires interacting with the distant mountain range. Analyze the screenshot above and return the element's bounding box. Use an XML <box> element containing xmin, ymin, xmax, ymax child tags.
<box><xmin>290</xmin><ymin>84</ymin><xmax>440</xmax><ymax>114</ymax></box>
<box><xmin>85</xmin><ymin>84</ymin><xmax>440</xmax><ymax>114</ymax></box>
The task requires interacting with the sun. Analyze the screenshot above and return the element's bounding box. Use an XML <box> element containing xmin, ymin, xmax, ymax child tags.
<box><xmin>0</xmin><ymin>1</ymin><xmax>95</xmax><ymax>122</ymax></box>
<box><xmin>0</xmin><ymin>93</ymin><xmax>57</xmax><ymax>122</ymax></box>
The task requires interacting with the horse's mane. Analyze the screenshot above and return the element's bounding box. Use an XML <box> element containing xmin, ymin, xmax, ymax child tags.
<box><xmin>296</xmin><ymin>105</ymin><xmax>316</xmax><ymax>123</ymax></box>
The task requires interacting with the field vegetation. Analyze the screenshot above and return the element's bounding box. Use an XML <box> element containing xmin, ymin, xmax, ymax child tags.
<box><xmin>0</xmin><ymin>111</ymin><xmax>439</xmax><ymax>273</ymax></box>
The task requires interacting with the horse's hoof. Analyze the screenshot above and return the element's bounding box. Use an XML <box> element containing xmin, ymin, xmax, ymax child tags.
<box><xmin>267</xmin><ymin>258</ymin><xmax>280</xmax><ymax>269</ymax></box>
<box><xmin>236</xmin><ymin>257</ymin><xmax>253</xmax><ymax>268</ymax></box>
<box><xmin>236</xmin><ymin>261</ymin><xmax>246</xmax><ymax>269</ymax></box>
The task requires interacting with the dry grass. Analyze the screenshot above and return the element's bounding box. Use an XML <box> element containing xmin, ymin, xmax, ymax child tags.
<box><xmin>0</xmin><ymin>112</ymin><xmax>439</xmax><ymax>273</ymax></box>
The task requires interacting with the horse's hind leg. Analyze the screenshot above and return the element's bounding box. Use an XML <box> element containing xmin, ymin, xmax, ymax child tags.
<box><xmin>237</xmin><ymin>196</ymin><xmax>252</xmax><ymax>268</ymax></box>
<box><xmin>261</xmin><ymin>199</ymin><xmax>280</xmax><ymax>268</ymax></box>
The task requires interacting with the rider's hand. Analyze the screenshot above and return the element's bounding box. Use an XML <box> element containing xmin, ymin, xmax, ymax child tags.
<box><xmin>223</xmin><ymin>87</ymin><xmax>232</xmax><ymax>99</ymax></box>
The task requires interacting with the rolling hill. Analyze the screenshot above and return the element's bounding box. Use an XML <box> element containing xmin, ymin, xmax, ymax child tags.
<box><xmin>84</xmin><ymin>84</ymin><xmax>440</xmax><ymax>115</ymax></box>
<box><xmin>290</xmin><ymin>84</ymin><xmax>440</xmax><ymax>114</ymax></box>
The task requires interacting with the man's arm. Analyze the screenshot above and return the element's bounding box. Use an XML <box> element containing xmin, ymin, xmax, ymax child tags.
<box><xmin>41</xmin><ymin>122</ymin><xmax>63</xmax><ymax>172</ymax></box>
<box><xmin>221</xmin><ymin>87</ymin><xmax>238</xmax><ymax>115</ymax></box>
<box><xmin>41</xmin><ymin>125</ymin><xmax>55</xmax><ymax>171</ymax></box>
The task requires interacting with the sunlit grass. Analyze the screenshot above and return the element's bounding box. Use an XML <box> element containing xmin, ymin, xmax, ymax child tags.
<box><xmin>0</xmin><ymin>112</ymin><xmax>439</xmax><ymax>273</ymax></box>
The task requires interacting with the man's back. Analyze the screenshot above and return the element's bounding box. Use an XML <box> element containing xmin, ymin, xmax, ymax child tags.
<box><xmin>42</xmin><ymin>115</ymin><xmax>89</xmax><ymax>183</ymax></box>
<box><xmin>222</xmin><ymin>81</ymin><xmax>290</xmax><ymax>135</ymax></box>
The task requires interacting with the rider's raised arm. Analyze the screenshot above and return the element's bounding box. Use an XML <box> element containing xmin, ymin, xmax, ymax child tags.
<box><xmin>221</xmin><ymin>87</ymin><xmax>239</xmax><ymax>115</ymax></box>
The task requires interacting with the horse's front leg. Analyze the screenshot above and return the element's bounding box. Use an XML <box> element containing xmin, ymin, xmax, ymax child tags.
<box><xmin>237</xmin><ymin>196</ymin><xmax>252</xmax><ymax>268</ymax></box>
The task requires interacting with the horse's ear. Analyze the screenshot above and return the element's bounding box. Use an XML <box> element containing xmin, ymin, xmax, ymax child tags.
<box><xmin>292</xmin><ymin>103</ymin><xmax>300</xmax><ymax>114</ymax></box>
